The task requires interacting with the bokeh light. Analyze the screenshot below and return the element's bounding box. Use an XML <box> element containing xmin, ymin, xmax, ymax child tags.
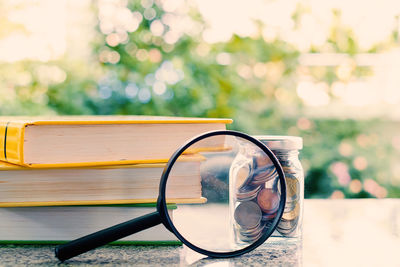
<box><xmin>330</xmin><ymin>162</ymin><xmax>351</xmax><ymax>186</ymax></box>
<box><xmin>2</xmin><ymin>0</ymin><xmax>400</xmax><ymax>199</ymax></box>
<box><xmin>349</xmin><ymin>179</ymin><xmax>362</xmax><ymax>194</ymax></box>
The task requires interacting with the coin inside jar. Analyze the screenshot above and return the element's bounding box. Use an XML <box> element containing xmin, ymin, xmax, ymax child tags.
<box><xmin>277</xmin><ymin>218</ymin><xmax>299</xmax><ymax>237</ymax></box>
<box><xmin>236</xmin><ymin>185</ymin><xmax>261</xmax><ymax>202</ymax></box>
<box><xmin>284</xmin><ymin>200</ymin><xmax>297</xmax><ymax>213</ymax></box>
<box><xmin>262</xmin><ymin>212</ymin><xmax>277</xmax><ymax>220</ymax></box>
<box><xmin>277</xmin><ymin>217</ymin><xmax>299</xmax><ymax>231</ymax></box>
<box><xmin>235</xmin><ymin>163</ymin><xmax>252</xmax><ymax>190</ymax></box>
<box><xmin>234</xmin><ymin>201</ymin><xmax>262</xmax><ymax>230</ymax></box>
<box><xmin>285</xmin><ymin>175</ymin><xmax>300</xmax><ymax>202</ymax></box>
<box><xmin>254</xmin><ymin>152</ymin><xmax>274</xmax><ymax>168</ymax></box>
<box><xmin>277</xmin><ymin>215</ymin><xmax>299</xmax><ymax>236</ymax></box>
<box><xmin>251</xmin><ymin>166</ymin><xmax>278</xmax><ymax>186</ymax></box>
<box><xmin>237</xmin><ymin>230</ymin><xmax>264</xmax><ymax>242</ymax></box>
<box><xmin>257</xmin><ymin>188</ymin><xmax>279</xmax><ymax>214</ymax></box>
<box><xmin>281</xmin><ymin>201</ymin><xmax>300</xmax><ymax>221</ymax></box>
<box><xmin>254</xmin><ymin>135</ymin><xmax>303</xmax><ymax>239</ymax></box>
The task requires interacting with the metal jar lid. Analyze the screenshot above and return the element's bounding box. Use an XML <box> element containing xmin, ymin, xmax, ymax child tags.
<box><xmin>252</xmin><ymin>136</ymin><xmax>303</xmax><ymax>150</ymax></box>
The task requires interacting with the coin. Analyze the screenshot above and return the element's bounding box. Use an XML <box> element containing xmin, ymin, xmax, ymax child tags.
<box><xmin>277</xmin><ymin>226</ymin><xmax>297</xmax><ymax>236</ymax></box>
<box><xmin>251</xmin><ymin>166</ymin><xmax>278</xmax><ymax>186</ymax></box>
<box><xmin>277</xmin><ymin>217</ymin><xmax>298</xmax><ymax>231</ymax></box>
<box><xmin>284</xmin><ymin>172</ymin><xmax>300</xmax><ymax>180</ymax></box>
<box><xmin>277</xmin><ymin>227</ymin><xmax>297</xmax><ymax>237</ymax></box>
<box><xmin>277</xmin><ymin>217</ymin><xmax>299</xmax><ymax>236</ymax></box>
<box><xmin>281</xmin><ymin>201</ymin><xmax>299</xmax><ymax>221</ymax></box>
<box><xmin>238</xmin><ymin>219</ymin><xmax>265</xmax><ymax>236</ymax></box>
<box><xmin>262</xmin><ymin>211</ymin><xmax>277</xmax><ymax>220</ymax></box>
<box><xmin>236</xmin><ymin>220</ymin><xmax>266</xmax><ymax>243</ymax></box>
<box><xmin>283</xmin><ymin>165</ymin><xmax>302</xmax><ymax>174</ymax></box>
<box><xmin>236</xmin><ymin>185</ymin><xmax>261</xmax><ymax>201</ymax></box>
<box><xmin>257</xmin><ymin>188</ymin><xmax>280</xmax><ymax>214</ymax></box>
<box><xmin>254</xmin><ymin>165</ymin><xmax>276</xmax><ymax>180</ymax></box>
<box><xmin>254</xmin><ymin>152</ymin><xmax>273</xmax><ymax>168</ymax></box>
<box><xmin>234</xmin><ymin>201</ymin><xmax>262</xmax><ymax>229</ymax></box>
<box><xmin>236</xmin><ymin>222</ymin><xmax>261</xmax><ymax>235</ymax></box>
<box><xmin>235</xmin><ymin>163</ymin><xmax>252</xmax><ymax>190</ymax></box>
<box><xmin>285</xmin><ymin>176</ymin><xmax>299</xmax><ymax>202</ymax></box>
<box><xmin>274</xmin><ymin>172</ymin><xmax>299</xmax><ymax>203</ymax></box>
<box><xmin>238</xmin><ymin>230</ymin><xmax>263</xmax><ymax>243</ymax></box>
<box><xmin>284</xmin><ymin>200</ymin><xmax>297</xmax><ymax>213</ymax></box>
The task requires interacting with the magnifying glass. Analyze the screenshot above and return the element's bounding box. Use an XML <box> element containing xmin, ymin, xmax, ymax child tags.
<box><xmin>55</xmin><ymin>130</ymin><xmax>286</xmax><ymax>261</ymax></box>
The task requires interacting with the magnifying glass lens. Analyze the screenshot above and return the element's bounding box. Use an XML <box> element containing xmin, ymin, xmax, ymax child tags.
<box><xmin>55</xmin><ymin>131</ymin><xmax>285</xmax><ymax>261</ymax></box>
<box><xmin>164</xmin><ymin>133</ymin><xmax>285</xmax><ymax>254</ymax></box>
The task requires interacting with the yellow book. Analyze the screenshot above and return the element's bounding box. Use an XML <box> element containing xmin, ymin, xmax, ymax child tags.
<box><xmin>0</xmin><ymin>115</ymin><xmax>232</xmax><ymax>168</ymax></box>
<box><xmin>0</xmin><ymin>204</ymin><xmax>181</xmax><ymax>245</ymax></box>
<box><xmin>0</xmin><ymin>159</ymin><xmax>206</xmax><ymax>207</ymax></box>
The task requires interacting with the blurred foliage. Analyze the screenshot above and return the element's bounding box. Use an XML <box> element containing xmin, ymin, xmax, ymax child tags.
<box><xmin>1</xmin><ymin>0</ymin><xmax>400</xmax><ymax>198</ymax></box>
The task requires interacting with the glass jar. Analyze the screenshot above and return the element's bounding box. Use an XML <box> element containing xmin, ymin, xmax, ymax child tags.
<box><xmin>254</xmin><ymin>135</ymin><xmax>304</xmax><ymax>239</ymax></box>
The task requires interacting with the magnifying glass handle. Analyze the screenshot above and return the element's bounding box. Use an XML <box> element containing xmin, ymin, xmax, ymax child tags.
<box><xmin>55</xmin><ymin>211</ymin><xmax>162</xmax><ymax>262</ymax></box>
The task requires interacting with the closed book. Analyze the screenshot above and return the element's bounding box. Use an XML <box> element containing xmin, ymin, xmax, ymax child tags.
<box><xmin>0</xmin><ymin>159</ymin><xmax>205</xmax><ymax>207</ymax></box>
<box><xmin>0</xmin><ymin>204</ymin><xmax>180</xmax><ymax>245</ymax></box>
<box><xmin>0</xmin><ymin>115</ymin><xmax>232</xmax><ymax>168</ymax></box>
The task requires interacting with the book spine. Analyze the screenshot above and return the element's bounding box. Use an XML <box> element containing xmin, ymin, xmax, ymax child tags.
<box><xmin>0</xmin><ymin>121</ymin><xmax>26</xmax><ymax>166</ymax></box>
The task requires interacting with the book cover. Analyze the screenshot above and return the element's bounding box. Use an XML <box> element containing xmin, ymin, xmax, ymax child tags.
<box><xmin>0</xmin><ymin>115</ymin><xmax>232</xmax><ymax>168</ymax></box>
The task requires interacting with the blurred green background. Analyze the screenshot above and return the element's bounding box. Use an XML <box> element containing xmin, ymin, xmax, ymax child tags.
<box><xmin>1</xmin><ymin>0</ymin><xmax>400</xmax><ymax>198</ymax></box>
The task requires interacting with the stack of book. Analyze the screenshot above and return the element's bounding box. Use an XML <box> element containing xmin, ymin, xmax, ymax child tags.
<box><xmin>0</xmin><ymin>116</ymin><xmax>232</xmax><ymax>245</ymax></box>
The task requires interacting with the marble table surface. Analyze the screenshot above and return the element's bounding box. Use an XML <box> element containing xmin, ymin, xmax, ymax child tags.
<box><xmin>1</xmin><ymin>199</ymin><xmax>399</xmax><ymax>266</ymax></box>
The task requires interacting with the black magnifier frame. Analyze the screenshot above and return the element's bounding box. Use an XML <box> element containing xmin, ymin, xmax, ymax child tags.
<box><xmin>157</xmin><ymin>130</ymin><xmax>286</xmax><ymax>258</ymax></box>
<box><xmin>55</xmin><ymin>130</ymin><xmax>286</xmax><ymax>262</ymax></box>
